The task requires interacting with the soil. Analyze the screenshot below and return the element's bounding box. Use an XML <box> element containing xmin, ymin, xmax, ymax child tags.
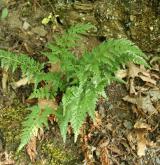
<box><xmin>0</xmin><ymin>0</ymin><xmax>160</xmax><ymax>165</ymax></box>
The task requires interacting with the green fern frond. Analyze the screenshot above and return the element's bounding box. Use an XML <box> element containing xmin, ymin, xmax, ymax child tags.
<box><xmin>43</xmin><ymin>23</ymin><xmax>94</xmax><ymax>67</ymax></box>
<box><xmin>18</xmin><ymin>105</ymin><xmax>54</xmax><ymax>151</ymax></box>
<box><xmin>92</xmin><ymin>39</ymin><xmax>149</xmax><ymax>67</ymax></box>
<box><xmin>0</xmin><ymin>50</ymin><xmax>44</xmax><ymax>78</ymax></box>
<box><xmin>55</xmin><ymin>105</ymin><xmax>71</xmax><ymax>143</ymax></box>
<box><xmin>67</xmin><ymin>23</ymin><xmax>94</xmax><ymax>34</ymax></box>
<box><xmin>29</xmin><ymin>86</ymin><xmax>54</xmax><ymax>99</ymax></box>
<box><xmin>56</xmin><ymin>23</ymin><xmax>94</xmax><ymax>48</ymax></box>
<box><xmin>33</xmin><ymin>72</ymin><xmax>63</xmax><ymax>89</ymax></box>
<box><xmin>56</xmin><ymin>85</ymin><xmax>99</xmax><ymax>142</ymax></box>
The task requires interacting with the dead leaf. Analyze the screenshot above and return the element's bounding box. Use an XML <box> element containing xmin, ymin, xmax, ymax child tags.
<box><xmin>136</xmin><ymin>131</ymin><xmax>147</xmax><ymax>157</ymax></box>
<box><xmin>157</xmin><ymin>104</ymin><xmax>160</xmax><ymax>113</ymax></box>
<box><xmin>106</xmin><ymin>123</ymin><xmax>113</xmax><ymax>131</ymax></box>
<box><xmin>93</xmin><ymin>112</ymin><xmax>102</xmax><ymax>129</ymax></box>
<box><xmin>38</xmin><ymin>99</ymin><xmax>58</xmax><ymax>110</ymax></box>
<box><xmin>25</xmin><ymin>98</ymin><xmax>38</xmax><ymax>105</ymax></box>
<box><xmin>123</xmin><ymin>95</ymin><xmax>137</xmax><ymax>104</ymax></box>
<box><xmin>136</xmin><ymin>95</ymin><xmax>157</xmax><ymax>114</ymax></box>
<box><xmin>49</xmin><ymin>62</ymin><xmax>61</xmax><ymax>73</ymax></box>
<box><xmin>138</xmin><ymin>75</ymin><xmax>156</xmax><ymax>85</ymax></box>
<box><xmin>150</xmin><ymin>56</ymin><xmax>160</xmax><ymax>65</ymax></box>
<box><xmin>13</xmin><ymin>77</ymin><xmax>31</xmax><ymax>88</ymax></box>
<box><xmin>135</xmin><ymin>86</ymin><xmax>150</xmax><ymax>92</ymax></box>
<box><xmin>127</xmin><ymin>130</ymin><xmax>149</xmax><ymax>157</ymax></box>
<box><xmin>115</xmin><ymin>69</ymin><xmax>127</xmax><ymax>79</ymax></box>
<box><xmin>127</xmin><ymin>63</ymin><xmax>138</xmax><ymax>78</ymax></box>
<box><xmin>37</xmin><ymin>128</ymin><xmax>44</xmax><ymax>140</ymax></box>
<box><xmin>129</xmin><ymin>78</ymin><xmax>136</xmax><ymax>94</ymax></box>
<box><xmin>108</xmin><ymin>144</ymin><xmax>123</xmax><ymax>155</ymax></box>
<box><xmin>82</xmin><ymin>145</ymin><xmax>95</xmax><ymax>165</ymax></box>
<box><xmin>26</xmin><ymin>136</ymin><xmax>37</xmax><ymax>162</ymax></box>
<box><xmin>134</xmin><ymin>121</ymin><xmax>151</xmax><ymax>131</ymax></box>
<box><xmin>123</xmin><ymin>95</ymin><xmax>157</xmax><ymax>114</ymax></box>
<box><xmin>126</xmin><ymin>63</ymin><xmax>157</xmax><ymax>95</ymax></box>
<box><xmin>99</xmin><ymin>145</ymin><xmax>110</xmax><ymax>165</ymax></box>
<box><xmin>148</xmin><ymin>88</ymin><xmax>160</xmax><ymax>102</ymax></box>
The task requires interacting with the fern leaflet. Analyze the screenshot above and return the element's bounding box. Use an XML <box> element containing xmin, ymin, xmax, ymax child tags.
<box><xmin>18</xmin><ymin>105</ymin><xmax>54</xmax><ymax>151</ymax></box>
<box><xmin>0</xmin><ymin>50</ymin><xmax>44</xmax><ymax>79</ymax></box>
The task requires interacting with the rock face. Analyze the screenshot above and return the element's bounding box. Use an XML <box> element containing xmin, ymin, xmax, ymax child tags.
<box><xmin>94</xmin><ymin>0</ymin><xmax>160</xmax><ymax>53</ymax></box>
<box><xmin>94</xmin><ymin>1</ymin><xmax>128</xmax><ymax>39</ymax></box>
<box><xmin>55</xmin><ymin>0</ymin><xmax>160</xmax><ymax>53</ymax></box>
<box><xmin>128</xmin><ymin>0</ymin><xmax>160</xmax><ymax>53</ymax></box>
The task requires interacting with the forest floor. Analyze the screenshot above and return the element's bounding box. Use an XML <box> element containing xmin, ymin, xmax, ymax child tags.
<box><xmin>0</xmin><ymin>1</ymin><xmax>160</xmax><ymax>165</ymax></box>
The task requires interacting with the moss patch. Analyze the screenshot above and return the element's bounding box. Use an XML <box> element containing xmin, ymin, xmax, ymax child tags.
<box><xmin>0</xmin><ymin>105</ymin><xmax>81</xmax><ymax>164</ymax></box>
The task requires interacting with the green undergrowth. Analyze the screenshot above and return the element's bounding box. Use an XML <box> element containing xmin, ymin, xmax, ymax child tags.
<box><xmin>0</xmin><ymin>23</ymin><xmax>149</xmax><ymax>152</ymax></box>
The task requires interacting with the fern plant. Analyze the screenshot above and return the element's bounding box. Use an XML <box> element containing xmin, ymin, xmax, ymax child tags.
<box><xmin>0</xmin><ymin>23</ymin><xmax>148</xmax><ymax>151</ymax></box>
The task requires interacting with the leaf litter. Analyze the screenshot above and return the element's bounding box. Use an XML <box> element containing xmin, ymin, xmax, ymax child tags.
<box><xmin>80</xmin><ymin>58</ymin><xmax>160</xmax><ymax>164</ymax></box>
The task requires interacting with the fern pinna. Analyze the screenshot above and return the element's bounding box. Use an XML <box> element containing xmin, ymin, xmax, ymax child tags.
<box><xmin>0</xmin><ymin>23</ymin><xmax>148</xmax><ymax>151</ymax></box>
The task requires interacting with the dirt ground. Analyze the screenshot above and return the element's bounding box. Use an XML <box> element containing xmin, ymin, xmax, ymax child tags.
<box><xmin>0</xmin><ymin>0</ymin><xmax>160</xmax><ymax>165</ymax></box>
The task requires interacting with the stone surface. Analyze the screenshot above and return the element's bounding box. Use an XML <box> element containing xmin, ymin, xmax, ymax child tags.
<box><xmin>55</xmin><ymin>0</ymin><xmax>160</xmax><ymax>53</ymax></box>
<box><xmin>31</xmin><ymin>26</ymin><xmax>47</xmax><ymax>37</ymax></box>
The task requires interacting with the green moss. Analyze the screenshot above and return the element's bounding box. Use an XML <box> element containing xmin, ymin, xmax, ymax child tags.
<box><xmin>0</xmin><ymin>106</ymin><xmax>28</xmax><ymax>150</ymax></box>
<box><xmin>0</xmin><ymin>106</ymin><xmax>80</xmax><ymax>164</ymax></box>
<box><xmin>40</xmin><ymin>141</ymin><xmax>77</xmax><ymax>165</ymax></box>
<box><xmin>0</xmin><ymin>105</ymin><xmax>30</xmax><ymax>163</ymax></box>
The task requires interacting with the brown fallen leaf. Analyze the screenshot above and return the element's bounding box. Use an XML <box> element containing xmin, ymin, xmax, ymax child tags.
<box><xmin>127</xmin><ymin>129</ymin><xmax>152</xmax><ymax>157</ymax></box>
<box><xmin>12</xmin><ymin>77</ymin><xmax>32</xmax><ymax>89</ymax></box>
<box><xmin>126</xmin><ymin>63</ymin><xmax>157</xmax><ymax>94</ymax></box>
<box><xmin>37</xmin><ymin>127</ymin><xmax>44</xmax><ymax>140</ymax></box>
<box><xmin>108</xmin><ymin>144</ymin><xmax>123</xmax><ymax>155</ymax></box>
<box><xmin>26</xmin><ymin>136</ymin><xmax>37</xmax><ymax>162</ymax></box>
<box><xmin>82</xmin><ymin>145</ymin><xmax>95</xmax><ymax>165</ymax></box>
<box><xmin>148</xmin><ymin>88</ymin><xmax>160</xmax><ymax>102</ymax></box>
<box><xmin>136</xmin><ymin>131</ymin><xmax>147</xmax><ymax>157</ymax></box>
<box><xmin>132</xmin><ymin>120</ymin><xmax>156</xmax><ymax>157</ymax></box>
<box><xmin>134</xmin><ymin>121</ymin><xmax>151</xmax><ymax>130</ymax></box>
<box><xmin>127</xmin><ymin>62</ymin><xmax>143</xmax><ymax>78</ymax></box>
<box><xmin>150</xmin><ymin>56</ymin><xmax>160</xmax><ymax>65</ymax></box>
<box><xmin>136</xmin><ymin>95</ymin><xmax>157</xmax><ymax>114</ymax></box>
<box><xmin>115</xmin><ymin>69</ymin><xmax>127</xmax><ymax>79</ymax></box>
<box><xmin>123</xmin><ymin>95</ymin><xmax>137</xmax><ymax>104</ymax></box>
<box><xmin>129</xmin><ymin>78</ymin><xmax>136</xmax><ymax>94</ymax></box>
<box><xmin>99</xmin><ymin>144</ymin><xmax>110</xmax><ymax>165</ymax></box>
<box><xmin>25</xmin><ymin>98</ymin><xmax>38</xmax><ymax>105</ymax></box>
<box><xmin>93</xmin><ymin>111</ymin><xmax>102</xmax><ymax>129</ymax></box>
<box><xmin>123</xmin><ymin>95</ymin><xmax>157</xmax><ymax>114</ymax></box>
<box><xmin>127</xmin><ymin>131</ymin><xmax>137</xmax><ymax>151</ymax></box>
<box><xmin>138</xmin><ymin>75</ymin><xmax>156</xmax><ymax>85</ymax></box>
<box><xmin>38</xmin><ymin>99</ymin><xmax>58</xmax><ymax>110</ymax></box>
<box><xmin>49</xmin><ymin>62</ymin><xmax>61</xmax><ymax>73</ymax></box>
